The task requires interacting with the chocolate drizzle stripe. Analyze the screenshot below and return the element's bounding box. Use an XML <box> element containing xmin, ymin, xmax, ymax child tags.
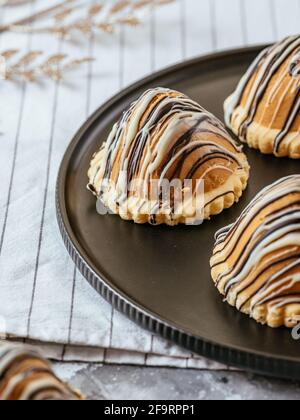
<box><xmin>274</xmin><ymin>86</ymin><xmax>300</xmax><ymax>153</ymax></box>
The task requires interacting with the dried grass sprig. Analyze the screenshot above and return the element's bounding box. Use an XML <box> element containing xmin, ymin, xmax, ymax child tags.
<box><xmin>0</xmin><ymin>0</ymin><xmax>77</xmax><ymax>34</ymax></box>
<box><xmin>2</xmin><ymin>0</ymin><xmax>175</xmax><ymax>38</ymax></box>
<box><xmin>0</xmin><ymin>49</ymin><xmax>94</xmax><ymax>82</ymax></box>
<box><xmin>109</xmin><ymin>0</ymin><xmax>131</xmax><ymax>15</ymax></box>
<box><xmin>0</xmin><ymin>0</ymin><xmax>33</xmax><ymax>6</ymax></box>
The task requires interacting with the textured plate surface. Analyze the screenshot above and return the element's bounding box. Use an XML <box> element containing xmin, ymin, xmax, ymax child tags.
<box><xmin>56</xmin><ymin>47</ymin><xmax>300</xmax><ymax>380</ymax></box>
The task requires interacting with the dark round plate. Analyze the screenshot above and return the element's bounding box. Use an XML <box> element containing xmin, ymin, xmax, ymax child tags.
<box><xmin>56</xmin><ymin>46</ymin><xmax>300</xmax><ymax>380</ymax></box>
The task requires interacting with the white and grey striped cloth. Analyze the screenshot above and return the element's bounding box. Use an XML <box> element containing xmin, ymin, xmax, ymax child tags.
<box><xmin>0</xmin><ymin>0</ymin><xmax>299</xmax><ymax>368</ymax></box>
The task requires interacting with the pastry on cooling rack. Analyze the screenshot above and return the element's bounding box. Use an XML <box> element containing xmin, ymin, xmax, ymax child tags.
<box><xmin>224</xmin><ymin>35</ymin><xmax>300</xmax><ymax>159</ymax></box>
<box><xmin>211</xmin><ymin>175</ymin><xmax>300</xmax><ymax>328</ymax></box>
<box><xmin>88</xmin><ymin>87</ymin><xmax>250</xmax><ymax>226</ymax></box>
<box><xmin>0</xmin><ymin>343</ymin><xmax>83</xmax><ymax>400</ymax></box>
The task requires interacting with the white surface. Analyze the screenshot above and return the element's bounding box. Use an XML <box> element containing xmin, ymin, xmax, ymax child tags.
<box><xmin>0</xmin><ymin>0</ymin><xmax>298</xmax><ymax>367</ymax></box>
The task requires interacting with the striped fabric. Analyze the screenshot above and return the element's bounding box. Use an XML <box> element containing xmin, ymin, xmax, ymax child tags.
<box><xmin>0</xmin><ymin>0</ymin><xmax>299</xmax><ymax>368</ymax></box>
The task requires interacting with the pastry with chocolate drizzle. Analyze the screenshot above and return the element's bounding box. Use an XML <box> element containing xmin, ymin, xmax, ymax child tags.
<box><xmin>0</xmin><ymin>343</ymin><xmax>83</xmax><ymax>400</ymax></box>
<box><xmin>88</xmin><ymin>88</ymin><xmax>250</xmax><ymax>226</ymax></box>
<box><xmin>211</xmin><ymin>175</ymin><xmax>300</xmax><ymax>328</ymax></box>
<box><xmin>225</xmin><ymin>35</ymin><xmax>300</xmax><ymax>159</ymax></box>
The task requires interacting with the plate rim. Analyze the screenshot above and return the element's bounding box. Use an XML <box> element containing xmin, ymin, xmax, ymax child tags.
<box><xmin>56</xmin><ymin>45</ymin><xmax>300</xmax><ymax>380</ymax></box>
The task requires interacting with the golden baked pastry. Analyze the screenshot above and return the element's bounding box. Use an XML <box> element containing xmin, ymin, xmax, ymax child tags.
<box><xmin>0</xmin><ymin>343</ymin><xmax>83</xmax><ymax>400</ymax></box>
<box><xmin>225</xmin><ymin>35</ymin><xmax>300</xmax><ymax>159</ymax></box>
<box><xmin>88</xmin><ymin>88</ymin><xmax>250</xmax><ymax>226</ymax></box>
<box><xmin>211</xmin><ymin>175</ymin><xmax>300</xmax><ymax>328</ymax></box>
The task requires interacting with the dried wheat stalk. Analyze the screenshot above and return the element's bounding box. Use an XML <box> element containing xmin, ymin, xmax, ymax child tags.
<box><xmin>0</xmin><ymin>0</ymin><xmax>33</xmax><ymax>5</ymax></box>
<box><xmin>2</xmin><ymin>0</ymin><xmax>175</xmax><ymax>38</ymax></box>
<box><xmin>0</xmin><ymin>49</ymin><xmax>94</xmax><ymax>81</ymax></box>
<box><xmin>0</xmin><ymin>0</ymin><xmax>175</xmax><ymax>83</ymax></box>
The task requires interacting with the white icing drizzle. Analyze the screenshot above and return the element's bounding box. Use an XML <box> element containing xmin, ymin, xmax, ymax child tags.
<box><xmin>211</xmin><ymin>175</ymin><xmax>300</xmax><ymax>323</ymax></box>
<box><xmin>290</xmin><ymin>50</ymin><xmax>300</xmax><ymax>77</ymax></box>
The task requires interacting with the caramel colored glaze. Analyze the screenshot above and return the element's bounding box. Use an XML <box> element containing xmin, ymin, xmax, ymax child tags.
<box><xmin>225</xmin><ymin>35</ymin><xmax>300</xmax><ymax>159</ymax></box>
<box><xmin>210</xmin><ymin>175</ymin><xmax>300</xmax><ymax>328</ymax></box>
<box><xmin>88</xmin><ymin>88</ymin><xmax>250</xmax><ymax>226</ymax></box>
<box><xmin>0</xmin><ymin>344</ymin><xmax>83</xmax><ymax>400</ymax></box>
